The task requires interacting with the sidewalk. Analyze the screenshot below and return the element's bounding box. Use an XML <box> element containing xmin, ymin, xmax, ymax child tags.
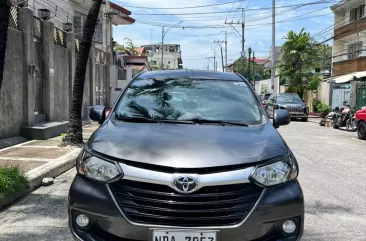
<box><xmin>0</xmin><ymin>124</ymin><xmax>98</xmax><ymax>191</ymax></box>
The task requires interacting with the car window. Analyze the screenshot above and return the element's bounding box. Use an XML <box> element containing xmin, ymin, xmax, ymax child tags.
<box><xmin>277</xmin><ymin>93</ymin><xmax>302</xmax><ymax>102</ymax></box>
<box><xmin>114</xmin><ymin>78</ymin><xmax>265</xmax><ymax>124</ymax></box>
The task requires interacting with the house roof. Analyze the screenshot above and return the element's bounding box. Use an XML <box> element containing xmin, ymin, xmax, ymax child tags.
<box><xmin>135</xmin><ymin>47</ymin><xmax>145</xmax><ymax>55</ymax></box>
<box><xmin>250</xmin><ymin>57</ymin><xmax>270</xmax><ymax>64</ymax></box>
<box><xmin>109</xmin><ymin>1</ymin><xmax>135</xmax><ymax>24</ymax></box>
<box><xmin>109</xmin><ymin>1</ymin><xmax>131</xmax><ymax>15</ymax></box>
<box><xmin>124</xmin><ymin>65</ymin><xmax>146</xmax><ymax>71</ymax></box>
<box><xmin>226</xmin><ymin>57</ymin><xmax>269</xmax><ymax>67</ymax></box>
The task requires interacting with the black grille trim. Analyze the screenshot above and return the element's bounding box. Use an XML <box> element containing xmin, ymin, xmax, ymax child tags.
<box><xmin>110</xmin><ymin>179</ymin><xmax>263</xmax><ymax>227</ymax></box>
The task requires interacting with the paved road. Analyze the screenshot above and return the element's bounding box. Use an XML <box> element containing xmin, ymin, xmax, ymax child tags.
<box><xmin>1</xmin><ymin>121</ymin><xmax>366</xmax><ymax>240</ymax></box>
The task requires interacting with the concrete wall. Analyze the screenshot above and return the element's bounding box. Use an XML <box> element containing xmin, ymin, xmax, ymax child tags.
<box><xmin>255</xmin><ymin>79</ymin><xmax>272</xmax><ymax>95</ymax></box>
<box><xmin>0</xmin><ymin>29</ymin><xmax>24</xmax><ymax>139</ymax></box>
<box><xmin>316</xmin><ymin>81</ymin><xmax>330</xmax><ymax>106</ymax></box>
<box><xmin>53</xmin><ymin>45</ymin><xmax>70</xmax><ymax>121</ymax></box>
<box><xmin>1</xmin><ymin>8</ymin><xmax>110</xmax><ymax>140</ymax></box>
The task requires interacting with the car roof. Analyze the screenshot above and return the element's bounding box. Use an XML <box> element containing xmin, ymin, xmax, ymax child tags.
<box><xmin>138</xmin><ymin>69</ymin><xmax>245</xmax><ymax>81</ymax></box>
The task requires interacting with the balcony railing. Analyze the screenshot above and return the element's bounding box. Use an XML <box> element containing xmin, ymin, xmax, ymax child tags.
<box><xmin>333</xmin><ymin>56</ymin><xmax>366</xmax><ymax>76</ymax></box>
<box><xmin>334</xmin><ymin>17</ymin><xmax>366</xmax><ymax>40</ymax></box>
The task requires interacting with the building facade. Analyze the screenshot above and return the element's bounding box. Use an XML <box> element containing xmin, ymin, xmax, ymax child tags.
<box><xmin>142</xmin><ymin>43</ymin><xmax>183</xmax><ymax>69</ymax></box>
<box><xmin>331</xmin><ymin>0</ymin><xmax>366</xmax><ymax>77</ymax></box>
<box><xmin>330</xmin><ymin>0</ymin><xmax>366</xmax><ymax>109</ymax></box>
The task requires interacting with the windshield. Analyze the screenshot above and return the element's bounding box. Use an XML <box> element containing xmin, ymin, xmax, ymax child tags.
<box><xmin>277</xmin><ymin>93</ymin><xmax>302</xmax><ymax>102</ymax></box>
<box><xmin>114</xmin><ymin>78</ymin><xmax>264</xmax><ymax>124</ymax></box>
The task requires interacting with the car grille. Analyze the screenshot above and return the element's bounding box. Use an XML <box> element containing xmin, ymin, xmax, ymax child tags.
<box><xmin>285</xmin><ymin>105</ymin><xmax>303</xmax><ymax>113</ymax></box>
<box><xmin>109</xmin><ymin>179</ymin><xmax>263</xmax><ymax>227</ymax></box>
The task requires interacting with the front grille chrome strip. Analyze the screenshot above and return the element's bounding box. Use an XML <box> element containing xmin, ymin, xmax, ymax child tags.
<box><xmin>119</xmin><ymin>163</ymin><xmax>254</xmax><ymax>191</ymax></box>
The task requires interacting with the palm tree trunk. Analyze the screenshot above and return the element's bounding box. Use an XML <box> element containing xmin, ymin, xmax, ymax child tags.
<box><xmin>62</xmin><ymin>0</ymin><xmax>103</xmax><ymax>146</ymax></box>
<box><xmin>0</xmin><ymin>0</ymin><xmax>11</xmax><ymax>91</ymax></box>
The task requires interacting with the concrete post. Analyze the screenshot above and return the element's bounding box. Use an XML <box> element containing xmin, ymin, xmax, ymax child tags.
<box><xmin>90</xmin><ymin>46</ymin><xmax>96</xmax><ymax>106</ymax></box>
<box><xmin>18</xmin><ymin>8</ymin><xmax>35</xmax><ymax>126</ymax></box>
<box><xmin>350</xmin><ymin>79</ymin><xmax>357</xmax><ymax>108</ymax></box>
<box><xmin>41</xmin><ymin>21</ymin><xmax>55</xmax><ymax>121</ymax></box>
<box><xmin>329</xmin><ymin>80</ymin><xmax>335</xmax><ymax>109</ymax></box>
<box><xmin>66</xmin><ymin>32</ymin><xmax>75</xmax><ymax>115</ymax></box>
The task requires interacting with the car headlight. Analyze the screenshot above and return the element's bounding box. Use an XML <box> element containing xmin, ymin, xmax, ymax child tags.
<box><xmin>76</xmin><ymin>150</ymin><xmax>122</xmax><ymax>182</ymax></box>
<box><xmin>251</xmin><ymin>153</ymin><xmax>298</xmax><ymax>187</ymax></box>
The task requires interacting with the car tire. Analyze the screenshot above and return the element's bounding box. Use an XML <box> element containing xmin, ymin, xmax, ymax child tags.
<box><xmin>358</xmin><ymin>121</ymin><xmax>366</xmax><ymax>140</ymax></box>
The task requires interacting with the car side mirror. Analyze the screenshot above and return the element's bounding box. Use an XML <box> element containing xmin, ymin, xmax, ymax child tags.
<box><xmin>273</xmin><ymin>109</ymin><xmax>290</xmax><ymax>128</ymax></box>
<box><xmin>90</xmin><ymin>105</ymin><xmax>106</xmax><ymax>124</ymax></box>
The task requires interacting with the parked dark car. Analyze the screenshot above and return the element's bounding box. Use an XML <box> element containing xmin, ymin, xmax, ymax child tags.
<box><xmin>68</xmin><ymin>70</ymin><xmax>304</xmax><ymax>241</ymax></box>
<box><xmin>265</xmin><ymin>93</ymin><xmax>309</xmax><ymax>121</ymax></box>
<box><xmin>258</xmin><ymin>93</ymin><xmax>271</xmax><ymax>106</ymax></box>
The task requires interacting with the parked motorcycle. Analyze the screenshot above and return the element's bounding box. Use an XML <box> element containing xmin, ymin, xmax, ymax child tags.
<box><xmin>346</xmin><ymin>107</ymin><xmax>357</xmax><ymax>132</ymax></box>
<box><xmin>332</xmin><ymin>105</ymin><xmax>357</xmax><ymax>131</ymax></box>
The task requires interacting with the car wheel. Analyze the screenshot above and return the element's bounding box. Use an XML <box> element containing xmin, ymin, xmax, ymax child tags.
<box><xmin>358</xmin><ymin>122</ymin><xmax>366</xmax><ymax>140</ymax></box>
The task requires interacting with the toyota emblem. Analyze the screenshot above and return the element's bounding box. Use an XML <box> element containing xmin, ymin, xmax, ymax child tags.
<box><xmin>173</xmin><ymin>176</ymin><xmax>198</xmax><ymax>193</ymax></box>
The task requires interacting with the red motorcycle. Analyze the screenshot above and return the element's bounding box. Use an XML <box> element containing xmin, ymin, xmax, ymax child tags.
<box><xmin>356</xmin><ymin>106</ymin><xmax>366</xmax><ymax>140</ymax></box>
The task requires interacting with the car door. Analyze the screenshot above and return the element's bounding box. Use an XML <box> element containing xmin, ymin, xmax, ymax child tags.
<box><xmin>266</xmin><ymin>94</ymin><xmax>276</xmax><ymax>117</ymax></box>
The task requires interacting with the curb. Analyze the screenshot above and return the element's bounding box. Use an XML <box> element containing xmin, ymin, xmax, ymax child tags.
<box><xmin>26</xmin><ymin>149</ymin><xmax>81</xmax><ymax>189</ymax></box>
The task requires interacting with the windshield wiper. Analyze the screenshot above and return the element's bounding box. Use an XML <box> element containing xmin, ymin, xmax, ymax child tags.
<box><xmin>181</xmin><ymin>118</ymin><xmax>249</xmax><ymax>127</ymax></box>
<box><xmin>115</xmin><ymin>116</ymin><xmax>195</xmax><ymax>124</ymax></box>
<box><xmin>115</xmin><ymin>116</ymin><xmax>159</xmax><ymax>123</ymax></box>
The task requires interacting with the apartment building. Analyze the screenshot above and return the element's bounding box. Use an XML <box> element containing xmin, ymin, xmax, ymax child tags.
<box><xmin>142</xmin><ymin>43</ymin><xmax>183</xmax><ymax>70</ymax></box>
<box><xmin>330</xmin><ymin>0</ymin><xmax>366</xmax><ymax>108</ymax></box>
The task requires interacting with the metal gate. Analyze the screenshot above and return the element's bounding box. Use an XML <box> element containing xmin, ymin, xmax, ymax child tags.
<box><xmin>356</xmin><ymin>85</ymin><xmax>366</xmax><ymax>110</ymax></box>
<box><xmin>332</xmin><ymin>88</ymin><xmax>350</xmax><ymax>109</ymax></box>
<box><xmin>95</xmin><ymin>48</ymin><xmax>108</xmax><ymax>105</ymax></box>
<box><xmin>34</xmin><ymin>40</ymin><xmax>43</xmax><ymax>114</ymax></box>
<box><xmin>95</xmin><ymin>63</ymin><xmax>107</xmax><ymax>105</ymax></box>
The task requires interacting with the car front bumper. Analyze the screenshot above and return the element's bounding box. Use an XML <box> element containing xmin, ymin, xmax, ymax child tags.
<box><xmin>68</xmin><ymin>175</ymin><xmax>304</xmax><ymax>241</ymax></box>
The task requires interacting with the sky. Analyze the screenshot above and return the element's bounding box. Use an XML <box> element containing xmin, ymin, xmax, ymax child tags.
<box><xmin>113</xmin><ymin>0</ymin><xmax>336</xmax><ymax>70</ymax></box>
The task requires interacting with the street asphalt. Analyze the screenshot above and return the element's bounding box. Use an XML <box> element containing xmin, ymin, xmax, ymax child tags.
<box><xmin>0</xmin><ymin>121</ymin><xmax>366</xmax><ymax>240</ymax></box>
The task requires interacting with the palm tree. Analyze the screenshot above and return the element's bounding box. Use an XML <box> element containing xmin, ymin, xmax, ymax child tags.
<box><xmin>0</xmin><ymin>0</ymin><xmax>11</xmax><ymax>91</ymax></box>
<box><xmin>123</xmin><ymin>100</ymin><xmax>185</xmax><ymax>120</ymax></box>
<box><xmin>62</xmin><ymin>0</ymin><xmax>104</xmax><ymax>146</ymax></box>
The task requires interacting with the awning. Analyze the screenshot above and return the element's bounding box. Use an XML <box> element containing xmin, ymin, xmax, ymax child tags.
<box><xmin>330</xmin><ymin>71</ymin><xmax>366</xmax><ymax>84</ymax></box>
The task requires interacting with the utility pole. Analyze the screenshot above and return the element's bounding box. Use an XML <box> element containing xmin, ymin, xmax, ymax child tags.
<box><xmin>225</xmin><ymin>31</ymin><xmax>228</xmax><ymax>72</ymax></box>
<box><xmin>226</xmin><ymin>9</ymin><xmax>245</xmax><ymax>75</ymax></box>
<box><xmin>220</xmin><ymin>47</ymin><xmax>224</xmax><ymax>72</ymax></box>
<box><xmin>247</xmin><ymin>47</ymin><xmax>252</xmax><ymax>79</ymax></box>
<box><xmin>161</xmin><ymin>21</ymin><xmax>184</xmax><ymax>70</ymax></box>
<box><xmin>239</xmin><ymin>8</ymin><xmax>245</xmax><ymax>77</ymax></box>
<box><xmin>206</xmin><ymin>56</ymin><xmax>214</xmax><ymax>70</ymax></box>
<box><xmin>252</xmin><ymin>50</ymin><xmax>255</xmax><ymax>85</ymax></box>
<box><xmin>271</xmin><ymin>0</ymin><xmax>276</xmax><ymax>92</ymax></box>
<box><xmin>213</xmin><ymin>50</ymin><xmax>216</xmax><ymax>71</ymax></box>
<box><xmin>161</xmin><ymin>26</ymin><xmax>164</xmax><ymax>70</ymax></box>
<box><xmin>214</xmin><ymin>33</ymin><xmax>227</xmax><ymax>71</ymax></box>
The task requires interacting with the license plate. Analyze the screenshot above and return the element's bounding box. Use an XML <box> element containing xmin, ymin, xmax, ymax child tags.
<box><xmin>152</xmin><ymin>230</ymin><xmax>217</xmax><ymax>241</ymax></box>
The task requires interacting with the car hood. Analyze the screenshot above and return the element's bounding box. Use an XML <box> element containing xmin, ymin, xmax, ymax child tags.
<box><xmin>87</xmin><ymin>120</ymin><xmax>288</xmax><ymax>169</ymax></box>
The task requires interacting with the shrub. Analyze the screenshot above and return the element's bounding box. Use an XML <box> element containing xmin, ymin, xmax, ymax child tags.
<box><xmin>313</xmin><ymin>99</ymin><xmax>331</xmax><ymax>117</ymax></box>
<box><xmin>0</xmin><ymin>166</ymin><xmax>28</xmax><ymax>201</ymax></box>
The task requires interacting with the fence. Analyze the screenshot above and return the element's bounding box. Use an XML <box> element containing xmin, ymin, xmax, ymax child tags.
<box><xmin>9</xmin><ymin>5</ymin><xmax>19</xmax><ymax>30</ymax></box>
<box><xmin>54</xmin><ymin>27</ymin><xmax>66</xmax><ymax>48</ymax></box>
<box><xmin>356</xmin><ymin>84</ymin><xmax>366</xmax><ymax>110</ymax></box>
<box><xmin>33</xmin><ymin>16</ymin><xmax>42</xmax><ymax>38</ymax></box>
<box><xmin>331</xmin><ymin>87</ymin><xmax>351</xmax><ymax>109</ymax></box>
